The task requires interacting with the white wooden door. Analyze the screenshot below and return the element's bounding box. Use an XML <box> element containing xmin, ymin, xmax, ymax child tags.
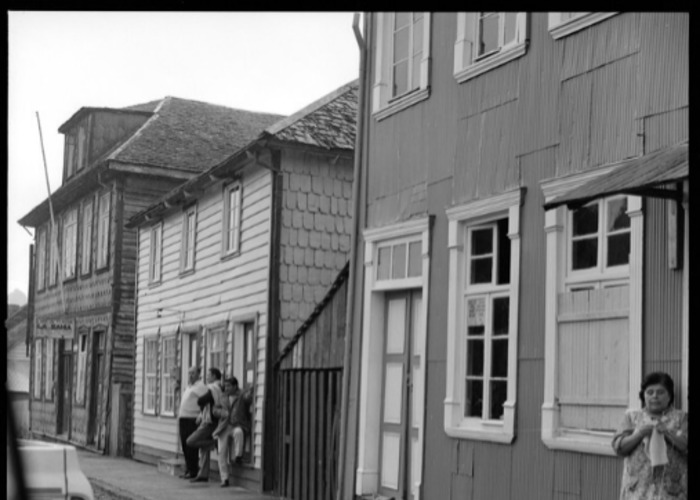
<box><xmin>378</xmin><ymin>291</ymin><xmax>422</xmax><ymax>500</ymax></box>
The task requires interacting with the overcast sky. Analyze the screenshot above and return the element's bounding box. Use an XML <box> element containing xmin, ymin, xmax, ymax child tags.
<box><xmin>7</xmin><ymin>11</ymin><xmax>361</xmax><ymax>298</ymax></box>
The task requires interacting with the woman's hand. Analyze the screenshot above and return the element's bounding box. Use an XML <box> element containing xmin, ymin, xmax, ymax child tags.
<box><xmin>635</xmin><ymin>423</ymin><xmax>655</xmax><ymax>438</ymax></box>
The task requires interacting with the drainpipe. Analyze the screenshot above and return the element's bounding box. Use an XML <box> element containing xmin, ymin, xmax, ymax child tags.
<box><xmin>337</xmin><ymin>12</ymin><xmax>369</xmax><ymax>500</ymax></box>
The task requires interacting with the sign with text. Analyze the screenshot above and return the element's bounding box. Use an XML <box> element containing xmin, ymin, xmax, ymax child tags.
<box><xmin>35</xmin><ymin>318</ymin><xmax>74</xmax><ymax>339</ymax></box>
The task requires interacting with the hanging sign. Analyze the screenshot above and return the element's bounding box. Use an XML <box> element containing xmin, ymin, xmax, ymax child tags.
<box><xmin>35</xmin><ymin>318</ymin><xmax>74</xmax><ymax>339</ymax></box>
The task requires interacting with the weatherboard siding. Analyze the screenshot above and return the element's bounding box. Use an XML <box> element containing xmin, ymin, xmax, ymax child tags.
<box><xmin>352</xmin><ymin>12</ymin><xmax>687</xmax><ymax>500</ymax></box>
<box><xmin>134</xmin><ymin>165</ymin><xmax>272</xmax><ymax>471</ymax></box>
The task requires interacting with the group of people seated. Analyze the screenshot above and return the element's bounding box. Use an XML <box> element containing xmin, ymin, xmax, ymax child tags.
<box><xmin>177</xmin><ymin>366</ymin><xmax>253</xmax><ymax>487</ymax></box>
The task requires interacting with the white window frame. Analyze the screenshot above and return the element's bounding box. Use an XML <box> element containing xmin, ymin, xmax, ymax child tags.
<box><xmin>444</xmin><ymin>189</ymin><xmax>522</xmax><ymax>443</ymax></box>
<box><xmin>96</xmin><ymin>191</ymin><xmax>110</xmax><ymax>270</ymax></box>
<box><xmin>149</xmin><ymin>222</ymin><xmax>163</xmax><ymax>284</ymax></box>
<box><xmin>63</xmin><ymin>208</ymin><xmax>78</xmax><ymax>280</ymax></box>
<box><xmin>454</xmin><ymin>12</ymin><xmax>527</xmax><ymax>84</ymax></box>
<box><xmin>355</xmin><ymin>218</ymin><xmax>430</xmax><ymax>500</ymax></box>
<box><xmin>222</xmin><ymin>182</ymin><xmax>242</xmax><ymax>257</ymax></box>
<box><xmin>33</xmin><ymin>339</ymin><xmax>43</xmax><ymax>399</ymax></box>
<box><xmin>231</xmin><ymin>314</ymin><xmax>259</xmax><ymax>390</ymax></box>
<box><xmin>181</xmin><ymin>205</ymin><xmax>197</xmax><ymax>273</ymax></box>
<box><xmin>81</xmin><ymin>199</ymin><xmax>93</xmax><ymax>276</ymax></box>
<box><xmin>541</xmin><ymin>168</ymin><xmax>643</xmax><ymax>455</ymax></box>
<box><xmin>49</xmin><ymin>223</ymin><xmax>60</xmax><ymax>286</ymax></box>
<box><xmin>160</xmin><ymin>336</ymin><xmax>177</xmax><ymax>416</ymax></box>
<box><xmin>548</xmin><ymin>12</ymin><xmax>618</xmax><ymax>40</ymax></box>
<box><xmin>372</xmin><ymin>12</ymin><xmax>431</xmax><ymax>121</ymax></box>
<box><xmin>44</xmin><ymin>339</ymin><xmax>54</xmax><ymax>400</ymax></box>
<box><xmin>36</xmin><ymin>227</ymin><xmax>47</xmax><ymax>291</ymax></box>
<box><xmin>75</xmin><ymin>332</ymin><xmax>88</xmax><ymax>406</ymax></box>
<box><xmin>143</xmin><ymin>337</ymin><xmax>159</xmax><ymax>415</ymax></box>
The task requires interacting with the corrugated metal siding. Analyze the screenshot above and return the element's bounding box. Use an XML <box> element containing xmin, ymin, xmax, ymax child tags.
<box><xmin>643</xmin><ymin>198</ymin><xmax>683</xmax><ymax>362</ymax></box>
<box><xmin>643</xmin><ymin>107</ymin><xmax>688</xmax><ymax>153</ymax></box>
<box><xmin>638</xmin><ymin>13</ymin><xmax>689</xmax><ymax>117</ymax></box>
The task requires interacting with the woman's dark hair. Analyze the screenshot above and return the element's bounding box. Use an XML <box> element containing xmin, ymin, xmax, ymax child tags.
<box><xmin>639</xmin><ymin>371</ymin><xmax>675</xmax><ymax>407</ymax></box>
<box><xmin>224</xmin><ymin>376</ymin><xmax>239</xmax><ymax>388</ymax></box>
<box><xmin>209</xmin><ymin>367</ymin><xmax>222</xmax><ymax>380</ymax></box>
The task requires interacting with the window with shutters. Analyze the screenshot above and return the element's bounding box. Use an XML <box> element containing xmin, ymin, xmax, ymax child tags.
<box><xmin>48</xmin><ymin>223</ymin><xmax>60</xmax><ymax>287</ymax></box>
<box><xmin>36</xmin><ymin>227</ymin><xmax>47</xmax><ymax>291</ymax></box>
<box><xmin>542</xmin><ymin>171</ymin><xmax>643</xmax><ymax>456</ymax></box>
<box><xmin>454</xmin><ymin>12</ymin><xmax>528</xmax><ymax>83</ymax></box>
<box><xmin>149</xmin><ymin>222</ymin><xmax>163</xmax><ymax>284</ymax></box>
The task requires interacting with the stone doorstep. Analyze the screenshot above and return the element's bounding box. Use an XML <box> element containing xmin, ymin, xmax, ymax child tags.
<box><xmin>157</xmin><ymin>457</ymin><xmax>186</xmax><ymax>476</ymax></box>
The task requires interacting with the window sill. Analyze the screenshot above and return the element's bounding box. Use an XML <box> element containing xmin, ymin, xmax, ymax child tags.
<box><xmin>454</xmin><ymin>42</ymin><xmax>527</xmax><ymax>84</ymax></box>
<box><xmin>445</xmin><ymin>422</ymin><xmax>515</xmax><ymax>444</ymax></box>
<box><xmin>95</xmin><ymin>266</ymin><xmax>109</xmax><ymax>275</ymax></box>
<box><xmin>549</xmin><ymin>12</ymin><xmax>618</xmax><ymax>40</ymax></box>
<box><xmin>179</xmin><ymin>268</ymin><xmax>195</xmax><ymax>278</ymax></box>
<box><xmin>148</xmin><ymin>280</ymin><xmax>163</xmax><ymax>289</ymax></box>
<box><xmin>220</xmin><ymin>249</ymin><xmax>241</xmax><ymax>262</ymax></box>
<box><xmin>542</xmin><ymin>431</ymin><xmax>616</xmax><ymax>456</ymax></box>
<box><xmin>374</xmin><ymin>88</ymin><xmax>430</xmax><ymax>122</ymax></box>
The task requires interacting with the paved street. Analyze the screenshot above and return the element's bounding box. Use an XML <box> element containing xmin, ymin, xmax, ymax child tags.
<box><xmin>78</xmin><ymin>449</ymin><xmax>281</xmax><ymax>500</ymax></box>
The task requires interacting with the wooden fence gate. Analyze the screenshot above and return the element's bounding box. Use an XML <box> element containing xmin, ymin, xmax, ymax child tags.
<box><xmin>276</xmin><ymin>368</ymin><xmax>342</xmax><ymax>500</ymax></box>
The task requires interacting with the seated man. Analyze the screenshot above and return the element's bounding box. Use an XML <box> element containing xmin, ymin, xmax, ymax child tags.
<box><xmin>212</xmin><ymin>376</ymin><xmax>253</xmax><ymax>487</ymax></box>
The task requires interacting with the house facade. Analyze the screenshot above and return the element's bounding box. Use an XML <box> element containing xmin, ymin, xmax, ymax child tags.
<box><xmin>127</xmin><ymin>80</ymin><xmax>357</xmax><ymax>493</ymax></box>
<box><xmin>339</xmin><ymin>12</ymin><xmax>688</xmax><ymax>500</ymax></box>
<box><xmin>18</xmin><ymin>97</ymin><xmax>282</xmax><ymax>456</ymax></box>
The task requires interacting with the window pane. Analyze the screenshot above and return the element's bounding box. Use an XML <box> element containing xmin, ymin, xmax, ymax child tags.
<box><xmin>471</xmin><ymin>227</ymin><xmax>493</xmax><ymax>255</ymax></box>
<box><xmin>395</xmin><ymin>12</ymin><xmax>411</xmax><ymax>29</ymax></box>
<box><xmin>572</xmin><ymin>238</ymin><xmax>598</xmax><ymax>270</ymax></box>
<box><xmin>465</xmin><ymin>379</ymin><xmax>483</xmax><ymax>417</ymax></box>
<box><xmin>467</xmin><ymin>297</ymin><xmax>485</xmax><ymax>328</ymax></box>
<box><xmin>393</xmin><ymin>61</ymin><xmax>409</xmax><ymax>97</ymax></box>
<box><xmin>607</xmin><ymin>198</ymin><xmax>630</xmax><ymax>231</ymax></box>
<box><xmin>377</xmin><ymin>246</ymin><xmax>391</xmax><ymax>280</ymax></box>
<box><xmin>407</xmin><ymin>241</ymin><xmax>422</xmax><ymax>277</ymax></box>
<box><xmin>504</xmin><ymin>13</ymin><xmax>517</xmax><ymax>44</ymax></box>
<box><xmin>489</xmin><ymin>380</ymin><xmax>507</xmax><ymax>420</ymax></box>
<box><xmin>572</xmin><ymin>204</ymin><xmax>599</xmax><ymax>236</ymax></box>
<box><xmin>393</xmin><ymin>27</ymin><xmax>409</xmax><ymax>62</ymax></box>
<box><xmin>471</xmin><ymin>257</ymin><xmax>493</xmax><ymax>284</ymax></box>
<box><xmin>496</xmin><ymin>219</ymin><xmax>511</xmax><ymax>285</ymax></box>
<box><xmin>392</xmin><ymin>243</ymin><xmax>407</xmax><ymax>279</ymax></box>
<box><xmin>607</xmin><ymin>233</ymin><xmax>630</xmax><ymax>267</ymax></box>
<box><xmin>491</xmin><ymin>339</ymin><xmax>508</xmax><ymax>378</ymax></box>
<box><xmin>466</xmin><ymin>339</ymin><xmax>484</xmax><ymax>376</ymax></box>
<box><xmin>492</xmin><ymin>297</ymin><xmax>509</xmax><ymax>335</ymax></box>
<box><xmin>412</xmin><ymin>16</ymin><xmax>423</xmax><ymax>55</ymax></box>
<box><xmin>479</xmin><ymin>13</ymin><xmax>499</xmax><ymax>55</ymax></box>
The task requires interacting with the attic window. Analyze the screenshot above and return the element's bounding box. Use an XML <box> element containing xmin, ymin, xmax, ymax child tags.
<box><xmin>65</xmin><ymin>119</ymin><xmax>89</xmax><ymax>179</ymax></box>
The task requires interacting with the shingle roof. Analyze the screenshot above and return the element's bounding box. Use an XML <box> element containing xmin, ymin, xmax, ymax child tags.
<box><xmin>264</xmin><ymin>80</ymin><xmax>358</xmax><ymax>150</ymax></box>
<box><xmin>127</xmin><ymin>80</ymin><xmax>359</xmax><ymax>228</ymax></box>
<box><xmin>109</xmin><ymin>97</ymin><xmax>285</xmax><ymax>171</ymax></box>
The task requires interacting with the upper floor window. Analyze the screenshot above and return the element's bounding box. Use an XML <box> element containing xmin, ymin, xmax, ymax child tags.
<box><xmin>445</xmin><ymin>189</ymin><xmax>522</xmax><ymax>443</ymax></box>
<box><xmin>48</xmin><ymin>223</ymin><xmax>60</xmax><ymax>287</ymax></box>
<box><xmin>149</xmin><ymin>222</ymin><xmax>163</xmax><ymax>284</ymax></box>
<box><xmin>36</xmin><ymin>227</ymin><xmax>47</xmax><ymax>291</ymax></box>
<box><xmin>372</xmin><ymin>12</ymin><xmax>431</xmax><ymax>120</ymax></box>
<box><xmin>64</xmin><ymin>119</ymin><xmax>89</xmax><ymax>179</ymax></box>
<box><xmin>81</xmin><ymin>199</ymin><xmax>93</xmax><ymax>276</ymax></box>
<box><xmin>454</xmin><ymin>12</ymin><xmax>527</xmax><ymax>83</ymax></box>
<box><xmin>181</xmin><ymin>205</ymin><xmax>197</xmax><ymax>273</ymax></box>
<box><xmin>63</xmin><ymin>208</ymin><xmax>78</xmax><ymax>280</ymax></box>
<box><xmin>548</xmin><ymin>12</ymin><xmax>617</xmax><ymax>39</ymax></box>
<box><xmin>96</xmin><ymin>191</ymin><xmax>111</xmax><ymax>270</ymax></box>
<box><xmin>222</xmin><ymin>183</ymin><xmax>241</xmax><ymax>257</ymax></box>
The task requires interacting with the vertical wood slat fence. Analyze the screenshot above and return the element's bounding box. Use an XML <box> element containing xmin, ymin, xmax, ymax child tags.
<box><xmin>276</xmin><ymin>368</ymin><xmax>342</xmax><ymax>500</ymax></box>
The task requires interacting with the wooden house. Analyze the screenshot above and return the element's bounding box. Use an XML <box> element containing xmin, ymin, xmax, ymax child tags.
<box><xmin>339</xmin><ymin>12</ymin><xmax>688</xmax><ymax>500</ymax></box>
<box><xmin>18</xmin><ymin>97</ymin><xmax>282</xmax><ymax>456</ymax></box>
<box><xmin>126</xmin><ymin>80</ymin><xmax>357</xmax><ymax>493</ymax></box>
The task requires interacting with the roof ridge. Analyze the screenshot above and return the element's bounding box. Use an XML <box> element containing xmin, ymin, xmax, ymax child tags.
<box><xmin>107</xmin><ymin>97</ymin><xmax>171</xmax><ymax>161</ymax></box>
<box><xmin>265</xmin><ymin>78</ymin><xmax>358</xmax><ymax>137</ymax></box>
